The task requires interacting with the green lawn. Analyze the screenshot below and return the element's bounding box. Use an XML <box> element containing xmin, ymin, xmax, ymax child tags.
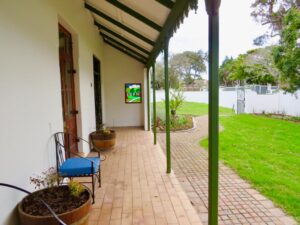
<box><xmin>200</xmin><ymin>114</ymin><xmax>300</xmax><ymax>223</ymax></box>
<box><xmin>156</xmin><ymin>101</ymin><xmax>234</xmax><ymax>116</ymax></box>
<box><xmin>156</xmin><ymin>101</ymin><xmax>300</xmax><ymax>222</ymax></box>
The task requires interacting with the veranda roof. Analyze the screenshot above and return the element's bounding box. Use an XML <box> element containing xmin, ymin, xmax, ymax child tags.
<box><xmin>84</xmin><ymin>0</ymin><xmax>198</xmax><ymax>66</ymax></box>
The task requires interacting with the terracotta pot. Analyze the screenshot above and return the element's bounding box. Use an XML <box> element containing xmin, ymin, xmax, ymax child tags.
<box><xmin>18</xmin><ymin>187</ymin><xmax>91</xmax><ymax>225</ymax></box>
<box><xmin>90</xmin><ymin>130</ymin><xmax>116</xmax><ymax>149</ymax></box>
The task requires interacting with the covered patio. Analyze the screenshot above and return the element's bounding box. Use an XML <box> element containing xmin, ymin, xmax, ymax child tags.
<box><xmin>87</xmin><ymin>127</ymin><xmax>202</xmax><ymax>225</ymax></box>
<box><xmin>0</xmin><ymin>0</ymin><xmax>222</xmax><ymax>224</ymax></box>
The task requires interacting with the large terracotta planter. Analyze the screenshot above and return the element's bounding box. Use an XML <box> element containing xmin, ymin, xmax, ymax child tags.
<box><xmin>18</xmin><ymin>187</ymin><xmax>91</xmax><ymax>225</ymax></box>
<box><xmin>90</xmin><ymin>130</ymin><xmax>116</xmax><ymax>150</ymax></box>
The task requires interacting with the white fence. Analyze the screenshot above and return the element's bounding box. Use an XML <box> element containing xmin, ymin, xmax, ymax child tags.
<box><xmin>155</xmin><ymin>88</ymin><xmax>300</xmax><ymax>117</ymax></box>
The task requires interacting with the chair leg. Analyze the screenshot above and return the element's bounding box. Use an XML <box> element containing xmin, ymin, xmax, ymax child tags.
<box><xmin>99</xmin><ymin>167</ymin><xmax>101</xmax><ymax>188</ymax></box>
<box><xmin>92</xmin><ymin>174</ymin><xmax>95</xmax><ymax>204</ymax></box>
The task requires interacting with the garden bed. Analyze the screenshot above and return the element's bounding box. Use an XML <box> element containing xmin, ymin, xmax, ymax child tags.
<box><xmin>156</xmin><ymin>114</ymin><xmax>193</xmax><ymax>132</ymax></box>
<box><xmin>255</xmin><ymin>113</ymin><xmax>300</xmax><ymax>123</ymax></box>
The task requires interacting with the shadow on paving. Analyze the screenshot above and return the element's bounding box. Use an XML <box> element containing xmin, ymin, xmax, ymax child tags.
<box><xmin>157</xmin><ymin>115</ymin><xmax>296</xmax><ymax>225</ymax></box>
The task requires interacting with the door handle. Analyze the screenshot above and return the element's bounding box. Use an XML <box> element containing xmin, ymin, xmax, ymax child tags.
<box><xmin>70</xmin><ymin>110</ymin><xmax>79</xmax><ymax>115</ymax></box>
<box><xmin>68</xmin><ymin>69</ymin><xmax>76</xmax><ymax>74</ymax></box>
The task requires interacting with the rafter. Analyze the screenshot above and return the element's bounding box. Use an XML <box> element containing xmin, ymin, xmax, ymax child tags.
<box><xmin>146</xmin><ymin>1</ymin><xmax>192</xmax><ymax>67</ymax></box>
<box><xmin>156</xmin><ymin>0</ymin><xmax>174</xmax><ymax>9</ymax></box>
<box><xmin>106</xmin><ymin>0</ymin><xmax>162</xmax><ymax>32</ymax></box>
<box><xmin>85</xmin><ymin>3</ymin><xmax>154</xmax><ymax>46</ymax></box>
<box><xmin>101</xmin><ymin>33</ymin><xmax>147</xmax><ymax>61</ymax></box>
<box><xmin>104</xmin><ymin>39</ymin><xmax>146</xmax><ymax>64</ymax></box>
<box><xmin>94</xmin><ymin>21</ymin><xmax>150</xmax><ymax>55</ymax></box>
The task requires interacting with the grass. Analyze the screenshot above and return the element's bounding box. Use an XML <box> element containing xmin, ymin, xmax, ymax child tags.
<box><xmin>156</xmin><ymin>101</ymin><xmax>234</xmax><ymax>116</ymax></box>
<box><xmin>200</xmin><ymin>114</ymin><xmax>300</xmax><ymax>222</ymax></box>
<box><xmin>156</xmin><ymin>101</ymin><xmax>300</xmax><ymax>221</ymax></box>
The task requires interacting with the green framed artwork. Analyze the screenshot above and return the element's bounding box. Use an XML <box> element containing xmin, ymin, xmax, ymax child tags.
<box><xmin>125</xmin><ymin>83</ymin><xmax>142</xmax><ymax>103</ymax></box>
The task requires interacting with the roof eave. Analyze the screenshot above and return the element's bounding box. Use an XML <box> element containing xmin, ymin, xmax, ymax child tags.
<box><xmin>146</xmin><ymin>0</ymin><xmax>198</xmax><ymax>68</ymax></box>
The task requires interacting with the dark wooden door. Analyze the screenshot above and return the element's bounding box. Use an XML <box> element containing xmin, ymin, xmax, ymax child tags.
<box><xmin>93</xmin><ymin>56</ymin><xmax>103</xmax><ymax>130</ymax></box>
<box><xmin>58</xmin><ymin>25</ymin><xmax>78</xmax><ymax>152</ymax></box>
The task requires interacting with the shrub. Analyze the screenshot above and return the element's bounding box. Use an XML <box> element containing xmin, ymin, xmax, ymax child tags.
<box><xmin>68</xmin><ymin>180</ymin><xmax>85</xmax><ymax>197</ymax></box>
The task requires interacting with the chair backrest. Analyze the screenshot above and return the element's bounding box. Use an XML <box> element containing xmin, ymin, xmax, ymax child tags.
<box><xmin>54</xmin><ymin>132</ymin><xmax>70</xmax><ymax>170</ymax></box>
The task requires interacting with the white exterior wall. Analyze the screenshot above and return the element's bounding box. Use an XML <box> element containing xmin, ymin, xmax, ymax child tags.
<box><xmin>103</xmin><ymin>44</ymin><xmax>145</xmax><ymax>127</ymax></box>
<box><xmin>0</xmin><ymin>1</ymin><xmax>104</xmax><ymax>224</ymax></box>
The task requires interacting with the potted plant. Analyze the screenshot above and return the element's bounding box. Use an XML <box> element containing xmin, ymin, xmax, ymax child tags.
<box><xmin>89</xmin><ymin>124</ymin><xmax>116</xmax><ymax>150</ymax></box>
<box><xmin>18</xmin><ymin>168</ymin><xmax>92</xmax><ymax>225</ymax></box>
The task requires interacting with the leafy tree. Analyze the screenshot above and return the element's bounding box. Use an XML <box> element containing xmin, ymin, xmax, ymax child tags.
<box><xmin>219</xmin><ymin>48</ymin><xmax>279</xmax><ymax>85</ymax></box>
<box><xmin>251</xmin><ymin>0</ymin><xmax>299</xmax><ymax>39</ymax></box>
<box><xmin>169</xmin><ymin>50</ymin><xmax>207</xmax><ymax>86</ymax></box>
<box><xmin>219</xmin><ymin>56</ymin><xmax>237</xmax><ymax>86</ymax></box>
<box><xmin>155</xmin><ymin>63</ymin><xmax>165</xmax><ymax>89</ymax></box>
<box><xmin>154</xmin><ymin>50</ymin><xmax>207</xmax><ymax>89</ymax></box>
<box><xmin>155</xmin><ymin>62</ymin><xmax>180</xmax><ymax>89</ymax></box>
<box><xmin>253</xmin><ymin>35</ymin><xmax>270</xmax><ymax>46</ymax></box>
<box><xmin>273</xmin><ymin>7</ymin><xmax>300</xmax><ymax>92</ymax></box>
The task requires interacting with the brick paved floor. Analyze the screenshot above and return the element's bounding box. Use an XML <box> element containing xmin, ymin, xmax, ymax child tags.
<box><xmin>86</xmin><ymin>127</ymin><xmax>203</xmax><ymax>225</ymax></box>
<box><xmin>157</xmin><ymin>116</ymin><xmax>297</xmax><ymax>225</ymax></box>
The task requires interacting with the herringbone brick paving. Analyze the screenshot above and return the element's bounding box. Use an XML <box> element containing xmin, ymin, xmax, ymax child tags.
<box><xmin>157</xmin><ymin>116</ymin><xmax>297</xmax><ymax>225</ymax></box>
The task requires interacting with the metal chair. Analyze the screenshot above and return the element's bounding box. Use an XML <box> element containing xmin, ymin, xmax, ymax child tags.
<box><xmin>54</xmin><ymin>132</ymin><xmax>101</xmax><ymax>203</ymax></box>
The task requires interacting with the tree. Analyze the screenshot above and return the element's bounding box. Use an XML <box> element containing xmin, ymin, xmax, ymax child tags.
<box><xmin>169</xmin><ymin>50</ymin><xmax>207</xmax><ymax>86</ymax></box>
<box><xmin>155</xmin><ymin>63</ymin><xmax>164</xmax><ymax>89</ymax></box>
<box><xmin>219</xmin><ymin>48</ymin><xmax>280</xmax><ymax>86</ymax></box>
<box><xmin>273</xmin><ymin>7</ymin><xmax>300</xmax><ymax>92</ymax></box>
<box><xmin>251</xmin><ymin>0</ymin><xmax>299</xmax><ymax>38</ymax></box>
<box><xmin>251</xmin><ymin>0</ymin><xmax>299</xmax><ymax>46</ymax></box>
<box><xmin>219</xmin><ymin>56</ymin><xmax>237</xmax><ymax>86</ymax></box>
<box><xmin>154</xmin><ymin>50</ymin><xmax>207</xmax><ymax>89</ymax></box>
<box><xmin>155</xmin><ymin>62</ymin><xmax>180</xmax><ymax>90</ymax></box>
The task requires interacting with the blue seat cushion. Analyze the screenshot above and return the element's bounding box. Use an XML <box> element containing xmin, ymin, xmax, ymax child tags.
<box><xmin>59</xmin><ymin>157</ymin><xmax>100</xmax><ymax>177</ymax></box>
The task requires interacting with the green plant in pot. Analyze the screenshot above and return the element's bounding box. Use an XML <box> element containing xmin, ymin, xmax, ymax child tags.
<box><xmin>89</xmin><ymin>124</ymin><xmax>116</xmax><ymax>150</ymax></box>
<box><xmin>18</xmin><ymin>167</ymin><xmax>92</xmax><ymax>225</ymax></box>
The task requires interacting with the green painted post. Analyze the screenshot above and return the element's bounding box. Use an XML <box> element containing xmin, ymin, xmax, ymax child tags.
<box><xmin>147</xmin><ymin>68</ymin><xmax>151</xmax><ymax>131</ymax></box>
<box><xmin>205</xmin><ymin>0</ymin><xmax>221</xmax><ymax>224</ymax></box>
<box><xmin>152</xmin><ymin>63</ymin><xmax>157</xmax><ymax>145</ymax></box>
<box><xmin>164</xmin><ymin>37</ymin><xmax>171</xmax><ymax>173</ymax></box>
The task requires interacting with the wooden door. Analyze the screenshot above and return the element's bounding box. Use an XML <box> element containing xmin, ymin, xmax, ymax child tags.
<box><xmin>93</xmin><ymin>56</ymin><xmax>103</xmax><ymax>130</ymax></box>
<box><xmin>58</xmin><ymin>25</ymin><xmax>78</xmax><ymax>153</ymax></box>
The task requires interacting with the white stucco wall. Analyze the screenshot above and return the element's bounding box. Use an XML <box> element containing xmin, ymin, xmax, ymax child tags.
<box><xmin>0</xmin><ymin>1</ymin><xmax>104</xmax><ymax>224</ymax></box>
<box><xmin>103</xmin><ymin>44</ymin><xmax>145</xmax><ymax>127</ymax></box>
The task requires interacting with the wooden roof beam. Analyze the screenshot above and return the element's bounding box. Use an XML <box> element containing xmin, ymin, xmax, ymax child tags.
<box><xmin>101</xmin><ymin>33</ymin><xmax>148</xmax><ymax>61</ymax></box>
<box><xmin>156</xmin><ymin>0</ymin><xmax>174</xmax><ymax>9</ymax></box>
<box><xmin>94</xmin><ymin>21</ymin><xmax>150</xmax><ymax>55</ymax></box>
<box><xmin>146</xmin><ymin>1</ymin><xmax>192</xmax><ymax>67</ymax></box>
<box><xmin>85</xmin><ymin>3</ymin><xmax>155</xmax><ymax>46</ymax></box>
<box><xmin>106</xmin><ymin>0</ymin><xmax>162</xmax><ymax>32</ymax></box>
<box><xmin>104</xmin><ymin>39</ymin><xmax>146</xmax><ymax>64</ymax></box>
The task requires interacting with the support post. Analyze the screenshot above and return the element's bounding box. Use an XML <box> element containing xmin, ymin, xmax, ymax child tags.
<box><xmin>147</xmin><ymin>68</ymin><xmax>151</xmax><ymax>131</ymax></box>
<box><xmin>205</xmin><ymin>0</ymin><xmax>221</xmax><ymax>224</ymax></box>
<box><xmin>152</xmin><ymin>63</ymin><xmax>157</xmax><ymax>145</ymax></box>
<box><xmin>164</xmin><ymin>37</ymin><xmax>171</xmax><ymax>173</ymax></box>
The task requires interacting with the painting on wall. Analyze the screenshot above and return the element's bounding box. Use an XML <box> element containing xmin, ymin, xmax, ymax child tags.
<box><xmin>125</xmin><ymin>83</ymin><xmax>142</xmax><ymax>103</ymax></box>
